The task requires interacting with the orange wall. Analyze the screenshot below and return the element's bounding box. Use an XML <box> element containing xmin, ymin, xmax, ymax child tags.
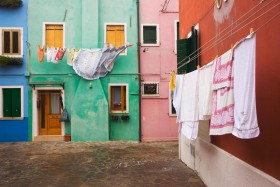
<box><xmin>179</xmin><ymin>0</ymin><xmax>280</xmax><ymax>180</ymax></box>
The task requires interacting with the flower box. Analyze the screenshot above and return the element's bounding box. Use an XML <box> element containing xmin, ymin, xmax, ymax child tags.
<box><xmin>0</xmin><ymin>0</ymin><xmax>23</xmax><ymax>7</ymax></box>
<box><xmin>0</xmin><ymin>56</ymin><xmax>23</xmax><ymax>66</ymax></box>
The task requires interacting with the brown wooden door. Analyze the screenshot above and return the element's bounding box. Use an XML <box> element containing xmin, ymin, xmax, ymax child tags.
<box><xmin>38</xmin><ymin>90</ymin><xmax>62</xmax><ymax>135</ymax></box>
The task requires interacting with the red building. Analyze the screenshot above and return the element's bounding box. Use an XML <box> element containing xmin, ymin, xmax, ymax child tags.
<box><xmin>178</xmin><ymin>0</ymin><xmax>280</xmax><ymax>186</ymax></box>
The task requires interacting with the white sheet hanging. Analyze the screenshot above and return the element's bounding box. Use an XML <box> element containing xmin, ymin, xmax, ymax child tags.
<box><xmin>198</xmin><ymin>62</ymin><xmax>214</xmax><ymax>120</ymax></box>
<box><xmin>232</xmin><ymin>33</ymin><xmax>260</xmax><ymax>139</ymax></box>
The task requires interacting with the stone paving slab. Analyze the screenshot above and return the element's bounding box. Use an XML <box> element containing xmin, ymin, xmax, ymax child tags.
<box><xmin>0</xmin><ymin>141</ymin><xmax>205</xmax><ymax>187</ymax></box>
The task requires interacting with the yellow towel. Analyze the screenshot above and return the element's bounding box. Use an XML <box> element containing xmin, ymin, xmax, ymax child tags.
<box><xmin>169</xmin><ymin>71</ymin><xmax>176</xmax><ymax>90</ymax></box>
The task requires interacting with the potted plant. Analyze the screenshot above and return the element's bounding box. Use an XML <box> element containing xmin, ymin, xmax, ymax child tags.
<box><xmin>121</xmin><ymin>115</ymin><xmax>129</xmax><ymax>121</ymax></box>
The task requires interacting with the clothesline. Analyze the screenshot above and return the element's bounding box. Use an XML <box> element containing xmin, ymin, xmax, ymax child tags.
<box><xmin>177</xmin><ymin>0</ymin><xmax>279</xmax><ymax>69</ymax></box>
<box><xmin>172</xmin><ymin>33</ymin><xmax>260</xmax><ymax>140</ymax></box>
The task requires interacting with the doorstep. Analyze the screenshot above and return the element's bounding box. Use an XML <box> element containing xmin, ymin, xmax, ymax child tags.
<box><xmin>34</xmin><ymin>135</ymin><xmax>64</xmax><ymax>142</ymax></box>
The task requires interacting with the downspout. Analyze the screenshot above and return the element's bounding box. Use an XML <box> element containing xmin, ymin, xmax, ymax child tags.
<box><xmin>136</xmin><ymin>0</ymin><xmax>141</xmax><ymax>142</ymax></box>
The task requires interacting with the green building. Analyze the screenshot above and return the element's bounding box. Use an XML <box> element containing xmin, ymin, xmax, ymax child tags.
<box><xmin>28</xmin><ymin>0</ymin><xmax>140</xmax><ymax>141</ymax></box>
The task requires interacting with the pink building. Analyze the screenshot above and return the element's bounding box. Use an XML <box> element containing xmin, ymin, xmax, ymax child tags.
<box><xmin>140</xmin><ymin>0</ymin><xmax>179</xmax><ymax>141</ymax></box>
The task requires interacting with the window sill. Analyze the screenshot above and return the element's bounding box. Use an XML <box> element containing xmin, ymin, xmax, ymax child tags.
<box><xmin>141</xmin><ymin>44</ymin><xmax>160</xmax><ymax>47</ymax></box>
<box><xmin>169</xmin><ymin>114</ymin><xmax>177</xmax><ymax>117</ymax></box>
<box><xmin>142</xmin><ymin>94</ymin><xmax>160</xmax><ymax>97</ymax></box>
<box><xmin>0</xmin><ymin>117</ymin><xmax>24</xmax><ymax>120</ymax></box>
<box><xmin>110</xmin><ymin>111</ymin><xmax>128</xmax><ymax>114</ymax></box>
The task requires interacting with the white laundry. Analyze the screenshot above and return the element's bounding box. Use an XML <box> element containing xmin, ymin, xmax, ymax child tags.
<box><xmin>198</xmin><ymin>61</ymin><xmax>214</xmax><ymax>120</ymax></box>
<box><xmin>232</xmin><ymin>33</ymin><xmax>260</xmax><ymax>139</ymax></box>
<box><xmin>172</xmin><ymin>75</ymin><xmax>184</xmax><ymax>123</ymax></box>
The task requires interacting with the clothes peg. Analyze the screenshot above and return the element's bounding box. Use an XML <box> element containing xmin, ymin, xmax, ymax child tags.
<box><xmin>250</xmin><ymin>28</ymin><xmax>254</xmax><ymax>34</ymax></box>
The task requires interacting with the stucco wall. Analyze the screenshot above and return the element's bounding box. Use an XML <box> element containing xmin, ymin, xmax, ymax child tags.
<box><xmin>179</xmin><ymin>0</ymin><xmax>280</xmax><ymax>181</ymax></box>
<box><xmin>140</xmin><ymin>0</ymin><xmax>179</xmax><ymax>141</ymax></box>
<box><xmin>0</xmin><ymin>0</ymin><xmax>28</xmax><ymax>142</ymax></box>
<box><xmin>28</xmin><ymin>0</ymin><xmax>139</xmax><ymax>141</ymax></box>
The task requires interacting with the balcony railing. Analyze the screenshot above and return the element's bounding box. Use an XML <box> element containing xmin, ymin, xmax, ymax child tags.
<box><xmin>0</xmin><ymin>0</ymin><xmax>23</xmax><ymax>8</ymax></box>
<box><xmin>0</xmin><ymin>56</ymin><xmax>23</xmax><ymax>66</ymax></box>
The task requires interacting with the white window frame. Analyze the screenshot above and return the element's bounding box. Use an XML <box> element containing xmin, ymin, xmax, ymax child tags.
<box><xmin>174</xmin><ymin>20</ymin><xmax>179</xmax><ymax>54</ymax></box>
<box><xmin>141</xmin><ymin>24</ymin><xmax>160</xmax><ymax>47</ymax></box>
<box><xmin>0</xmin><ymin>86</ymin><xmax>24</xmax><ymax>120</ymax></box>
<box><xmin>109</xmin><ymin>83</ymin><xmax>129</xmax><ymax>113</ymax></box>
<box><xmin>0</xmin><ymin>27</ymin><xmax>23</xmax><ymax>57</ymax></box>
<box><xmin>42</xmin><ymin>22</ymin><xmax>65</xmax><ymax>49</ymax></box>
<box><xmin>104</xmin><ymin>23</ymin><xmax>127</xmax><ymax>55</ymax></box>
<box><xmin>142</xmin><ymin>82</ymin><xmax>159</xmax><ymax>97</ymax></box>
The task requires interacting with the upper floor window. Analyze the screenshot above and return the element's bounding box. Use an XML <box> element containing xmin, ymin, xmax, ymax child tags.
<box><xmin>174</xmin><ymin>20</ymin><xmax>179</xmax><ymax>54</ymax></box>
<box><xmin>1</xmin><ymin>29</ymin><xmax>22</xmax><ymax>56</ymax></box>
<box><xmin>43</xmin><ymin>23</ymin><xmax>65</xmax><ymax>48</ymax></box>
<box><xmin>109</xmin><ymin>84</ymin><xmax>129</xmax><ymax>113</ymax></box>
<box><xmin>105</xmin><ymin>24</ymin><xmax>126</xmax><ymax>54</ymax></box>
<box><xmin>141</xmin><ymin>24</ymin><xmax>160</xmax><ymax>46</ymax></box>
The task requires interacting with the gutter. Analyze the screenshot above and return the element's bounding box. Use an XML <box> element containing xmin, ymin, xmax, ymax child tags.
<box><xmin>136</xmin><ymin>0</ymin><xmax>141</xmax><ymax>142</ymax></box>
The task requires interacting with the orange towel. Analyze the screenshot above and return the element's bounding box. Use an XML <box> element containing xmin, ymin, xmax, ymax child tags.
<box><xmin>37</xmin><ymin>45</ymin><xmax>45</xmax><ymax>62</ymax></box>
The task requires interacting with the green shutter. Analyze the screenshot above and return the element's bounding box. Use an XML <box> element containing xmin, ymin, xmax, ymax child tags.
<box><xmin>177</xmin><ymin>27</ymin><xmax>199</xmax><ymax>74</ymax></box>
<box><xmin>143</xmin><ymin>26</ymin><xmax>157</xmax><ymax>44</ymax></box>
<box><xmin>11</xmin><ymin>88</ymin><xmax>21</xmax><ymax>117</ymax></box>
<box><xmin>3</xmin><ymin>89</ymin><xmax>12</xmax><ymax>117</ymax></box>
<box><xmin>177</xmin><ymin>38</ymin><xmax>192</xmax><ymax>74</ymax></box>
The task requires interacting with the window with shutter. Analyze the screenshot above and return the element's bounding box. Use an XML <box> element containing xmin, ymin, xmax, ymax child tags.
<box><xmin>45</xmin><ymin>24</ymin><xmax>64</xmax><ymax>48</ymax></box>
<box><xmin>2</xmin><ymin>88</ymin><xmax>21</xmax><ymax>118</ymax></box>
<box><xmin>106</xmin><ymin>25</ymin><xmax>125</xmax><ymax>54</ymax></box>
<box><xmin>177</xmin><ymin>27</ymin><xmax>199</xmax><ymax>74</ymax></box>
<box><xmin>141</xmin><ymin>24</ymin><xmax>160</xmax><ymax>46</ymax></box>
<box><xmin>2</xmin><ymin>29</ymin><xmax>21</xmax><ymax>55</ymax></box>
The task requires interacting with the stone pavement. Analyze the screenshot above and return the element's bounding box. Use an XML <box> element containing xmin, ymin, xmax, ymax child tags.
<box><xmin>0</xmin><ymin>141</ymin><xmax>205</xmax><ymax>187</ymax></box>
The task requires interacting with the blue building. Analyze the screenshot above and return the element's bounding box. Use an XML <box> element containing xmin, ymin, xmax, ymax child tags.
<box><xmin>0</xmin><ymin>0</ymin><xmax>29</xmax><ymax>142</ymax></box>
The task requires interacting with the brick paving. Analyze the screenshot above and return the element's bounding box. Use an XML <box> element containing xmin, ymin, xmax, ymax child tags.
<box><xmin>0</xmin><ymin>141</ymin><xmax>205</xmax><ymax>187</ymax></box>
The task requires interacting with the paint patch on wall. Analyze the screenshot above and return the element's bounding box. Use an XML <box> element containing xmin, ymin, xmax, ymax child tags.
<box><xmin>214</xmin><ymin>0</ymin><xmax>234</xmax><ymax>24</ymax></box>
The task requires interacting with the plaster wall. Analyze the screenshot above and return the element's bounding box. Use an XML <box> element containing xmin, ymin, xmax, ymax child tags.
<box><xmin>0</xmin><ymin>0</ymin><xmax>28</xmax><ymax>142</ymax></box>
<box><xmin>140</xmin><ymin>0</ymin><xmax>179</xmax><ymax>141</ymax></box>
<box><xmin>179</xmin><ymin>0</ymin><xmax>280</xmax><ymax>181</ymax></box>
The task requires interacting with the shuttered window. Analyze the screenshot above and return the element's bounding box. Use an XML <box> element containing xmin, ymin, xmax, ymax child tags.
<box><xmin>45</xmin><ymin>24</ymin><xmax>63</xmax><ymax>48</ymax></box>
<box><xmin>141</xmin><ymin>24</ymin><xmax>159</xmax><ymax>46</ymax></box>
<box><xmin>177</xmin><ymin>27</ymin><xmax>199</xmax><ymax>74</ymax></box>
<box><xmin>3</xmin><ymin>88</ymin><xmax>21</xmax><ymax>117</ymax></box>
<box><xmin>110</xmin><ymin>85</ymin><xmax>128</xmax><ymax>113</ymax></box>
<box><xmin>2</xmin><ymin>29</ymin><xmax>21</xmax><ymax>55</ymax></box>
<box><xmin>143</xmin><ymin>26</ymin><xmax>157</xmax><ymax>44</ymax></box>
<box><xmin>106</xmin><ymin>25</ymin><xmax>125</xmax><ymax>49</ymax></box>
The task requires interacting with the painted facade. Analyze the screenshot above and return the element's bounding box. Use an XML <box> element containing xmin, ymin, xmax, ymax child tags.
<box><xmin>0</xmin><ymin>0</ymin><xmax>29</xmax><ymax>142</ymax></box>
<box><xmin>140</xmin><ymin>0</ymin><xmax>179</xmax><ymax>141</ymax></box>
<box><xmin>179</xmin><ymin>0</ymin><xmax>280</xmax><ymax>185</ymax></box>
<box><xmin>28</xmin><ymin>0</ymin><xmax>139</xmax><ymax>141</ymax></box>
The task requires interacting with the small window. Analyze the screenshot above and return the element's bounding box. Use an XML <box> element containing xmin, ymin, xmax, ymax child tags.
<box><xmin>109</xmin><ymin>84</ymin><xmax>128</xmax><ymax>113</ymax></box>
<box><xmin>105</xmin><ymin>24</ymin><xmax>126</xmax><ymax>54</ymax></box>
<box><xmin>141</xmin><ymin>24</ymin><xmax>159</xmax><ymax>46</ymax></box>
<box><xmin>44</xmin><ymin>24</ymin><xmax>64</xmax><ymax>48</ymax></box>
<box><xmin>142</xmin><ymin>82</ymin><xmax>159</xmax><ymax>96</ymax></box>
<box><xmin>1</xmin><ymin>88</ymin><xmax>22</xmax><ymax>118</ymax></box>
<box><xmin>169</xmin><ymin>91</ymin><xmax>176</xmax><ymax>116</ymax></box>
<box><xmin>2</xmin><ymin>29</ymin><xmax>21</xmax><ymax>55</ymax></box>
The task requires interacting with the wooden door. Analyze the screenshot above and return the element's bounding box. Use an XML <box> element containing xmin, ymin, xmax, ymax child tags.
<box><xmin>38</xmin><ymin>90</ymin><xmax>62</xmax><ymax>135</ymax></box>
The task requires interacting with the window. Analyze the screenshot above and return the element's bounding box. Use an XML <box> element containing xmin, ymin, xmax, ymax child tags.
<box><xmin>177</xmin><ymin>25</ymin><xmax>199</xmax><ymax>74</ymax></box>
<box><xmin>43</xmin><ymin>23</ymin><xmax>65</xmax><ymax>48</ymax></box>
<box><xmin>169</xmin><ymin>91</ymin><xmax>176</xmax><ymax>116</ymax></box>
<box><xmin>1</xmin><ymin>29</ymin><xmax>21</xmax><ymax>56</ymax></box>
<box><xmin>105</xmin><ymin>24</ymin><xmax>126</xmax><ymax>54</ymax></box>
<box><xmin>142</xmin><ymin>82</ymin><xmax>159</xmax><ymax>96</ymax></box>
<box><xmin>109</xmin><ymin>84</ymin><xmax>128</xmax><ymax>113</ymax></box>
<box><xmin>141</xmin><ymin>24</ymin><xmax>160</xmax><ymax>46</ymax></box>
<box><xmin>0</xmin><ymin>86</ymin><xmax>23</xmax><ymax>118</ymax></box>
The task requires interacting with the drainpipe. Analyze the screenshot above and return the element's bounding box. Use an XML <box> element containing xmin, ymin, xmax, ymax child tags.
<box><xmin>136</xmin><ymin>0</ymin><xmax>141</xmax><ymax>142</ymax></box>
